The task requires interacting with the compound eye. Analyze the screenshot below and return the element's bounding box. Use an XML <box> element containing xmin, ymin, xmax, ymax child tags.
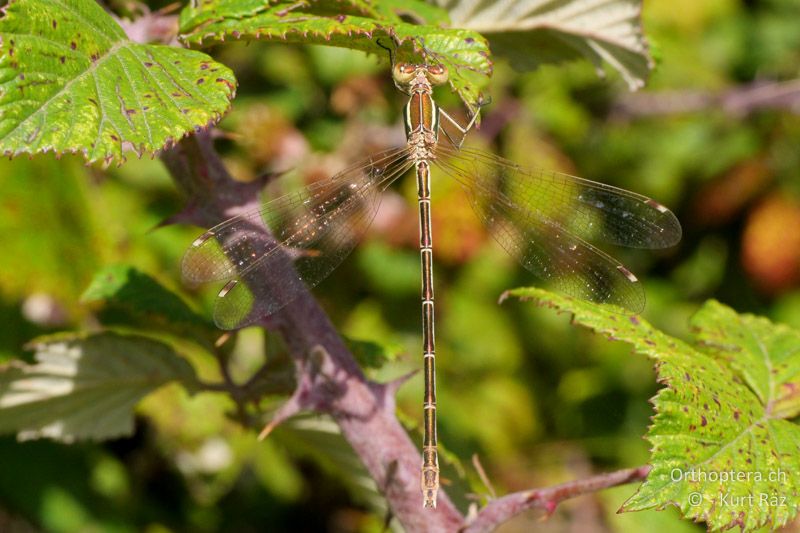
<box><xmin>392</xmin><ymin>62</ymin><xmax>416</xmax><ymax>85</ymax></box>
<box><xmin>426</xmin><ymin>64</ymin><xmax>449</xmax><ymax>86</ymax></box>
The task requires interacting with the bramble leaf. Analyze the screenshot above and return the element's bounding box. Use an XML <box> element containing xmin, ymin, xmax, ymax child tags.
<box><xmin>436</xmin><ymin>0</ymin><xmax>653</xmax><ymax>90</ymax></box>
<box><xmin>0</xmin><ymin>332</ymin><xmax>198</xmax><ymax>442</ymax></box>
<box><xmin>81</xmin><ymin>264</ymin><xmax>213</xmax><ymax>341</ymax></box>
<box><xmin>0</xmin><ymin>0</ymin><xmax>236</xmax><ymax>163</ymax></box>
<box><xmin>502</xmin><ymin>288</ymin><xmax>800</xmax><ymax>531</ymax></box>
<box><xmin>691</xmin><ymin>301</ymin><xmax>800</xmax><ymax>420</ymax></box>
<box><xmin>178</xmin><ymin>0</ymin><xmax>491</xmax><ymax>109</ymax></box>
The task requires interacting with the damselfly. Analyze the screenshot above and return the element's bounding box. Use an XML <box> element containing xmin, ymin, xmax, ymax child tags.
<box><xmin>182</xmin><ymin>61</ymin><xmax>681</xmax><ymax>508</ymax></box>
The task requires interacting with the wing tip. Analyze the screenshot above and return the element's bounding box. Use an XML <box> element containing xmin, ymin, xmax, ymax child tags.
<box><xmin>646</xmin><ymin>200</ymin><xmax>683</xmax><ymax>248</ymax></box>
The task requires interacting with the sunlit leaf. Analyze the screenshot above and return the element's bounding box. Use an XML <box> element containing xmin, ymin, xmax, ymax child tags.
<box><xmin>690</xmin><ymin>300</ymin><xmax>800</xmax><ymax>420</ymax></box>
<box><xmin>0</xmin><ymin>332</ymin><xmax>198</xmax><ymax>442</ymax></box>
<box><xmin>436</xmin><ymin>0</ymin><xmax>652</xmax><ymax>90</ymax></box>
<box><xmin>179</xmin><ymin>0</ymin><xmax>491</xmax><ymax>109</ymax></box>
<box><xmin>503</xmin><ymin>288</ymin><xmax>800</xmax><ymax>531</ymax></box>
<box><xmin>0</xmin><ymin>0</ymin><xmax>236</xmax><ymax>163</ymax></box>
<box><xmin>371</xmin><ymin>0</ymin><xmax>451</xmax><ymax>25</ymax></box>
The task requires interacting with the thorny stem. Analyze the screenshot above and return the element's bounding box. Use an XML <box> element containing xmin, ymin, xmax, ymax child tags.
<box><xmin>463</xmin><ymin>465</ymin><xmax>652</xmax><ymax>533</ymax></box>
<box><xmin>117</xmin><ymin>0</ymin><xmax>664</xmax><ymax>521</ymax></box>
<box><xmin>160</xmin><ymin>131</ymin><xmax>653</xmax><ymax>532</ymax></box>
<box><xmin>161</xmin><ymin>132</ymin><xmax>463</xmax><ymax>532</ymax></box>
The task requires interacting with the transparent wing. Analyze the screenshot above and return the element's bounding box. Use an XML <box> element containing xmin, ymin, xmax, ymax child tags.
<box><xmin>433</xmin><ymin>146</ymin><xmax>681</xmax><ymax>312</ymax></box>
<box><xmin>182</xmin><ymin>146</ymin><xmax>414</xmax><ymax>329</ymax></box>
<box><xmin>437</xmin><ymin>145</ymin><xmax>681</xmax><ymax>249</ymax></box>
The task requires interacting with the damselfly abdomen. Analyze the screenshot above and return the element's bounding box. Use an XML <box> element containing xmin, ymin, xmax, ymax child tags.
<box><xmin>182</xmin><ymin>61</ymin><xmax>681</xmax><ymax>508</ymax></box>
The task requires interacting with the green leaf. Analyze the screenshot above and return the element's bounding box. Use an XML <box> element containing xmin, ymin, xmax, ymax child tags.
<box><xmin>691</xmin><ymin>301</ymin><xmax>800</xmax><ymax>420</ymax></box>
<box><xmin>371</xmin><ymin>0</ymin><xmax>451</xmax><ymax>25</ymax></box>
<box><xmin>502</xmin><ymin>288</ymin><xmax>800</xmax><ymax>531</ymax></box>
<box><xmin>81</xmin><ymin>264</ymin><xmax>212</xmax><ymax>341</ymax></box>
<box><xmin>436</xmin><ymin>0</ymin><xmax>653</xmax><ymax>90</ymax></box>
<box><xmin>0</xmin><ymin>332</ymin><xmax>198</xmax><ymax>442</ymax></box>
<box><xmin>343</xmin><ymin>336</ymin><xmax>401</xmax><ymax>370</ymax></box>
<box><xmin>178</xmin><ymin>0</ymin><xmax>491</xmax><ymax>109</ymax></box>
<box><xmin>0</xmin><ymin>0</ymin><xmax>236</xmax><ymax>164</ymax></box>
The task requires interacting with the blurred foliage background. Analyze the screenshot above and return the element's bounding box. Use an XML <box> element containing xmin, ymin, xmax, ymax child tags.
<box><xmin>1</xmin><ymin>0</ymin><xmax>800</xmax><ymax>531</ymax></box>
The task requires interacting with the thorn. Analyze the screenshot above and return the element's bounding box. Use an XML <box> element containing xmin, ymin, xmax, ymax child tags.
<box><xmin>257</xmin><ymin>394</ymin><xmax>303</xmax><ymax>440</ymax></box>
<box><xmin>215</xmin><ymin>332</ymin><xmax>232</xmax><ymax>348</ymax></box>
<box><xmin>149</xmin><ymin>202</ymin><xmax>204</xmax><ymax>232</ymax></box>
<box><xmin>257</xmin><ymin>418</ymin><xmax>279</xmax><ymax>440</ymax></box>
<box><xmin>385</xmin><ymin>369</ymin><xmax>418</xmax><ymax>397</ymax></box>
<box><xmin>472</xmin><ymin>454</ymin><xmax>497</xmax><ymax>499</ymax></box>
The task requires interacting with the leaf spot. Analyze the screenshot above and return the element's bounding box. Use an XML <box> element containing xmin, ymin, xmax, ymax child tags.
<box><xmin>216</xmin><ymin>78</ymin><xmax>234</xmax><ymax>91</ymax></box>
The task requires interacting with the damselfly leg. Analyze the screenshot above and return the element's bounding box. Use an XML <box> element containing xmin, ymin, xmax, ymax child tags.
<box><xmin>182</xmin><ymin>59</ymin><xmax>681</xmax><ymax>510</ymax></box>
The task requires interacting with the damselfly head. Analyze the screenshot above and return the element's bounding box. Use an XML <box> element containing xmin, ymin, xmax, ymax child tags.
<box><xmin>392</xmin><ymin>62</ymin><xmax>449</xmax><ymax>88</ymax></box>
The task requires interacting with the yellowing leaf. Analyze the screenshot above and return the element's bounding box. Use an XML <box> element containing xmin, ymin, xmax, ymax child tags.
<box><xmin>0</xmin><ymin>0</ymin><xmax>236</xmax><ymax>163</ymax></box>
<box><xmin>504</xmin><ymin>288</ymin><xmax>800</xmax><ymax>531</ymax></box>
<box><xmin>179</xmin><ymin>0</ymin><xmax>491</xmax><ymax>109</ymax></box>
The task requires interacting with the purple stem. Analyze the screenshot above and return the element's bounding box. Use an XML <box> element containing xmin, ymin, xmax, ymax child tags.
<box><xmin>161</xmin><ymin>113</ymin><xmax>653</xmax><ymax>533</ymax></box>
<box><xmin>161</xmin><ymin>132</ymin><xmax>462</xmax><ymax>532</ymax></box>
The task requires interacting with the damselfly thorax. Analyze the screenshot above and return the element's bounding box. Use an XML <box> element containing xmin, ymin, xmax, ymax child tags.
<box><xmin>182</xmin><ymin>60</ymin><xmax>681</xmax><ymax>510</ymax></box>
